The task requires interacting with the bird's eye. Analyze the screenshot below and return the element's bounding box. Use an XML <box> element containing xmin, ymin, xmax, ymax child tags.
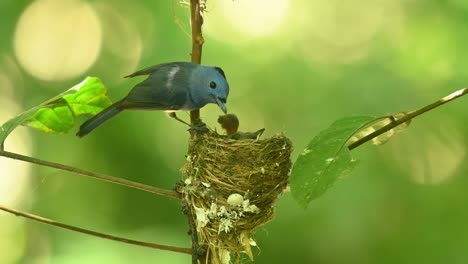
<box><xmin>210</xmin><ymin>81</ymin><xmax>217</xmax><ymax>89</ymax></box>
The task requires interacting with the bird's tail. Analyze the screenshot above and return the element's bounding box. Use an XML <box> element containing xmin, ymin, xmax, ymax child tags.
<box><xmin>76</xmin><ymin>101</ymin><xmax>124</xmax><ymax>137</ymax></box>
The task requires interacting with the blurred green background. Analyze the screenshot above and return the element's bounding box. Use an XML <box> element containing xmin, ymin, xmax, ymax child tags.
<box><xmin>1</xmin><ymin>0</ymin><xmax>468</xmax><ymax>263</ymax></box>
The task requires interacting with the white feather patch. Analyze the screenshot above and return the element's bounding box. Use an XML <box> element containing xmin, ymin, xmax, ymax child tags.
<box><xmin>166</xmin><ymin>65</ymin><xmax>180</xmax><ymax>89</ymax></box>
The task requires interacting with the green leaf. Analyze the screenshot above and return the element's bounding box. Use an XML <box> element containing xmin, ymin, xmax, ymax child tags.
<box><xmin>23</xmin><ymin>105</ymin><xmax>75</xmax><ymax>133</ymax></box>
<box><xmin>0</xmin><ymin>77</ymin><xmax>111</xmax><ymax>149</ymax></box>
<box><xmin>290</xmin><ymin>116</ymin><xmax>377</xmax><ymax>208</ymax></box>
<box><xmin>63</xmin><ymin>76</ymin><xmax>112</xmax><ymax>116</ymax></box>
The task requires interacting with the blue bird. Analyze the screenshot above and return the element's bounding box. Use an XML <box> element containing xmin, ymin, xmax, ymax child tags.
<box><xmin>76</xmin><ymin>62</ymin><xmax>229</xmax><ymax>137</ymax></box>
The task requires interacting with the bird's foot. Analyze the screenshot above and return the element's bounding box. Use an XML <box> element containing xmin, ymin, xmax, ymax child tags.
<box><xmin>189</xmin><ymin>122</ymin><xmax>209</xmax><ymax>133</ymax></box>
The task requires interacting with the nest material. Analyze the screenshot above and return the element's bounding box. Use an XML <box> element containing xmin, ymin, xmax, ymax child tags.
<box><xmin>180</xmin><ymin>131</ymin><xmax>293</xmax><ymax>263</ymax></box>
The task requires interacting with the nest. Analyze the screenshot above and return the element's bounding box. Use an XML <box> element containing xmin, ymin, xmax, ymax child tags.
<box><xmin>180</xmin><ymin>131</ymin><xmax>292</xmax><ymax>263</ymax></box>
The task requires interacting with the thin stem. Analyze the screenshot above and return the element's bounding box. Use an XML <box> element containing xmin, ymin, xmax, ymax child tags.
<box><xmin>0</xmin><ymin>204</ymin><xmax>192</xmax><ymax>255</ymax></box>
<box><xmin>0</xmin><ymin>150</ymin><xmax>181</xmax><ymax>200</ymax></box>
<box><xmin>348</xmin><ymin>87</ymin><xmax>468</xmax><ymax>150</ymax></box>
<box><xmin>189</xmin><ymin>0</ymin><xmax>205</xmax><ymax>125</ymax></box>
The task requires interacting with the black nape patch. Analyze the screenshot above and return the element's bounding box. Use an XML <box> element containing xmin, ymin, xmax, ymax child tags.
<box><xmin>214</xmin><ymin>67</ymin><xmax>226</xmax><ymax>80</ymax></box>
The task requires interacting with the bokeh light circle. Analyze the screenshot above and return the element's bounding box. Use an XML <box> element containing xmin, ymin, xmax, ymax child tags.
<box><xmin>91</xmin><ymin>2</ymin><xmax>145</xmax><ymax>82</ymax></box>
<box><xmin>0</xmin><ymin>64</ymin><xmax>33</xmax><ymax>264</ymax></box>
<box><xmin>204</xmin><ymin>0</ymin><xmax>289</xmax><ymax>40</ymax></box>
<box><xmin>295</xmin><ymin>0</ymin><xmax>403</xmax><ymax>65</ymax></box>
<box><xmin>14</xmin><ymin>0</ymin><xmax>102</xmax><ymax>81</ymax></box>
<box><xmin>225</xmin><ymin>0</ymin><xmax>288</xmax><ymax>36</ymax></box>
<box><xmin>387</xmin><ymin>123</ymin><xmax>465</xmax><ymax>185</ymax></box>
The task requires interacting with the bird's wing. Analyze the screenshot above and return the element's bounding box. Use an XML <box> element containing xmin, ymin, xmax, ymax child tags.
<box><xmin>124</xmin><ymin>62</ymin><xmax>194</xmax><ymax>78</ymax></box>
<box><xmin>122</xmin><ymin>67</ymin><xmax>192</xmax><ymax>111</ymax></box>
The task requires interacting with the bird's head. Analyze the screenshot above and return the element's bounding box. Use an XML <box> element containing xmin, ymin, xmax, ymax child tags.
<box><xmin>191</xmin><ymin>65</ymin><xmax>229</xmax><ymax>113</ymax></box>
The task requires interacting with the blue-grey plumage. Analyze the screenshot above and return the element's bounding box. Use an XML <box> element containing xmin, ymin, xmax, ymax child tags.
<box><xmin>76</xmin><ymin>62</ymin><xmax>229</xmax><ymax>137</ymax></box>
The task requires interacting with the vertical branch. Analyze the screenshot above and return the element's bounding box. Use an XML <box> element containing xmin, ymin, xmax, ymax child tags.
<box><xmin>183</xmin><ymin>202</ymin><xmax>205</xmax><ymax>264</ymax></box>
<box><xmin>187</xmin><ymin>1</ymin><xmax>208</xmax><ymax>263</ymax></box>
<box><xmin>189</xmin><ymin>0</ymin><xmax>205</xmax><ymax>125</ymax></box>
<box><xmin>190</xmin><ymin>0</ymin><xmax>204</xmax><ymax>63</ymax></box>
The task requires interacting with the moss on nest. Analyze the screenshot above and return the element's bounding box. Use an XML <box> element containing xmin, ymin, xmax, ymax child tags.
<box><xmin>180</xmin><ymin>131</ymin><xmax>293</xmax><ymax>263</ymax></box>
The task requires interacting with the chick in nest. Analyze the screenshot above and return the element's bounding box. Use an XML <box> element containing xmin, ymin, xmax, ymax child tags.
<box><xmin>217</xmin><ymin>114</ymin><xmax>265</xmax><ymax>140</ymax></box>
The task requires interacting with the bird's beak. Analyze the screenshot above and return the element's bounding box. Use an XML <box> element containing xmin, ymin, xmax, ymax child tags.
<box><xmin>215</xmin><ymin>97</ymin><xmax>227</xmax><ymax>114</ymax></box>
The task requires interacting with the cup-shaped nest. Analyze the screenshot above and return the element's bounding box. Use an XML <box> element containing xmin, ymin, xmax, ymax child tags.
<box><xmin>180</xmin><ymin>131</ymin><xmax>292</xmax><ymax>263</ymax></box>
